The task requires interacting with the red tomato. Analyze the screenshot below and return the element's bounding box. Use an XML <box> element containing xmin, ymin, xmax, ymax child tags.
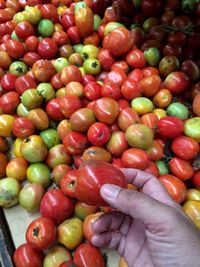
<box><xmin>0</xmin><ymin>73</ymin><xmax>18</xmax><ymax>92</ymax></box>
<box><xmin>171</xmin><ymin>135</ymin><xmax>199</xmax><ymax>160</ymax></box>
<box><xmin>122</xmin><ymin>148</ymin><xmax>150</xmax><ymax>170</ymax></box>
<box><xmin>98</xmin><ymin>48</ymin><xmax>115</xmax><ymax>71</ymax></box>
<box><xmin>128</xmin><ymin>68</ymin><xmax>144</xmax><ymax>82</ymax></box>
<box><xmin>73</xmin><ymin>243</ymin><xmax>105</xmax><ymax>267</ymax></box>
<box><xmin>15</xmin><ymin>21</ymin><xmax>35</xmax><ymax>40</ymax></box>
<box><xmin>15</xmin><ymin>74</ymin><xmax>38</xmax><ymax>95</ymax></box>
<box><xmin>121</xmin><ymin>80</ymin><xmax>143</xmax><ymax>100</ymax></box>
<box><xmin>26</xmin><ymin>217</ymin><xmax>56</xmax><ymax>251</ymax></box>
<box><xmin>61</xmin><ymin>14</ymin><xmax>75</xmax><ymax>31</ymax></box>
<box><xmin>0</xmin><ymin>152</ymin><xmax>8</xmax><ymax>178</ymax></box>
<box><xmin>40</xmin><ymin>189</ymin><xmax>74</xmax><ymax>225</ymax></box>
<box><xmin>13</xmin><ymin>243</ymin><xmax>43</xmax><ymax>267</ymax></box>
<box><xmin>103</xmin><ymin>27</ymin><xmax>134</xmax><ymax>57</ymax></box>
<box><xmin>5</xmin><ymin>39</ymin><xmax>26</xmax><ymax>59</ymax></box>
<box><xmin>32</xmin><ymin>59</ymin><xmax>56</xmax><ymax>82</ymax></box>
<box><xmin>75</xmin><ymin>6</ymin><xmax>94</xmax><ymax>37</ymax></box>
<box><xmin>144</xmin><ymin>161</ymin><xmax>159</xmax><ymax>177</ymax></box>
<box><xmin>104</xmin><ymin>68</ymin><xmax>127</xmax><ymax>88</ymax></box>
<box><xmin>38</xmin><ymin>38</ymin><xmax>58</xmax><ymax>59</ymax></box>
<box><xmin>25</xmin><ymin>36</ymin><xmax>39</xmax><ymax>52</ymax></box>
<box><xmin>22</xmin><ymin>52</ymin><xmax>41</xmax><ymax>67</ymax></box>
<box><xmin>117</xmin><ymin>107</ymin><xmax>140</xmax><ymax>132</ymax></box>
<box><xmin>0</xmin><ymin>91</ymin><xmax>20</xmax><ymax>114</ymax></box>
<box><xmin>60</xmin><ymin>65</ymin><xmax>82</xmax><ymax>85</ymax></box>
<box><xmin>93</xmin><ymin>97</ymin><xmax>119</xmax><ymax>125</ymax></box>
<box><xmin>40</xmin><ymin>4</ymin><xmax>59</xmax><ymax>23</ymax></box>
<box><xmin>159</xmin><ymin>174</ymin><xmax>187</xmax><ymax>203</ymax></box>
<box><xmin>52</xmin><ymin>31</ymin><xmax>69</xmax><ymax>46</ymax></box>
<box><xmin>169</xmin><ymin>157</ymin><xmax>194</xmax><ymax>181</ymax></box>
<box><xmin>140</xmin><ymin>75</ymin><xmax>161</xmax><ymax>97</ymax></box>
<box><xmin>192</xmin><ymin>170</ymin><xmax>200</xmax><ymax>190</ymax></box>
<box><xmin>157</xmin><ymin>116</ymin><xmax>184</xmax><ymax>139</ymax></box>
<box><xmin>12</xmin><ymin>117</ymin><xmax>35</xmax><ymax>139</ymax></box>
<box><xmin>63</xmin><ymin>131</ymin><xmax>89</xmax><ymax>155</ymax></box>
<box><xmin>141</xmin><ymin>0</ymin><xmax>164</xmax><ymax>17</ymax></box>
<box><xmin>75</xmin><ymin>159</ymin><xmax>127</xmax><ymax>206</ymax></box>
<box><xmin>67</xmin><ymin>26</ymin><xmax>81</xmax><ymax>44</ymax></box>
<box><xmin>60</xmin><ymin>169</ymin><xmax>78</xmax><ymax>198</ymax></box>
<box><xmin>59</xmin><ymin>95</ymin><xmax>82</xmax><ymax>119</ymax></box>
<box><xmin>87</xmin><ymin>122</ymin><xmax>111</xmax><ymax>146</ymax></box>
<box><xmin>46</xmin><ymin>98</ymin><xmax>65</xmax><ymax>121</ymax></box>
<box><xmin>101</xmin><ymin>81</ymin><xmax>121</xmax><ymax>100</ymax></box>
<box><xmin>146</xmin><ymin>140</ymin><xmax>164</xmax><ymax>161</ymax></box>
<box><xmin>126</xmin><ymin>48</ymin><xmax>146</xmax><ymax>69</ymax></box>
<box><xmin>163</xmin><ymin>71</ymin><xmax>190</xmax><ymax>95</ymax></box>
<box><xmin>84</xmin><ymin>81</ymin><xmax>102</xmax><ymax>101</ymax></box>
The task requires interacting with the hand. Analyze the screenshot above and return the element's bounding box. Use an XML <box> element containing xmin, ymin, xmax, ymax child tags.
<box><xmin>91</xmin><ymin>168</ymin><xmax>200</xmax><ymax>267</ymax></box>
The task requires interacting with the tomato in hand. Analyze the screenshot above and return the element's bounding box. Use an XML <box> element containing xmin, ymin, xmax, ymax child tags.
<box><xmin>26</xmin><ymin>217</ymin><xmax>56</xmax><ymax>251</ymax></box>
<box><xmin>75</xmin><ymin>159</ymin><xmax>127</xmax><ymax>206</ymax></box>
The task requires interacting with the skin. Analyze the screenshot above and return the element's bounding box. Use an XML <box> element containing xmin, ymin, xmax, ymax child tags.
<box><xmin>91</xmin><ymin>168</ymin><xmax>200</xmax><ymax>267</ymax></box>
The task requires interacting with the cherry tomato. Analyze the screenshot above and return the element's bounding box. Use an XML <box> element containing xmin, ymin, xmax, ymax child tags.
<box><xmin>159</xmin><ymin>174</ymin><xmax>187</xmax><ymax>203</ymax></box>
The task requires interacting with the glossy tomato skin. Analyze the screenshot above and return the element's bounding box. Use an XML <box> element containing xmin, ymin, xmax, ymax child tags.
<box><xmin>193</xmin><ymin>171</ymin><xmax>200</xmax><ymax>190</ymax></box>
<box><xmin>15</xmin><ymin>21</ymin><xmax>35</xmax><ymax>40</ymax></box>
<box><xmin>6</xmin><ymin>39</ymin><xmax>26</xmax><ymax>59</ymax></box>
<box><xmin>26</xmin><ymin>217</ymin><xmax>56</xmax><ymax>251</ymax></box>
<box><xmin>63</xmin><ymin>131</ymin><xmax>89</xmax><ymax>155</ymax></box>
<box><xmin>40</xmin><ymin>189</ymin><xmax>74</xmax><ymax>225</ymax></box>
<box><xmin>122</xmin><ymin>148</ymin><xmax>150</xmax><ymax>170</ymax></box>
<box><xmin>38</xmin><ymin>38</ymin><xmax>58</xmax><ymax>59</ymax></box>
<box><xmin>46</xmin><ymin>98</ymin><xmax>65</xmax><ymax>121</ymax></box>
<box><xmin>12</xmin><ymin>117</ymin><xmax>35</xmax><ymax>139</ymax></box>
<box><xmin>83</xmin><ymin>211</ymin><xmax>103</xmax><ymax>242</ymax></box>
<box><xmin>87</xmin><ymin>122</ymin><xmax>111</xmax><ymax>146</ymax></box>
<box><xmin>163</xmin><ymin>71</ymin><xmax>190</xmax><ymax>95</ymax></box>
<box><xmin>73</xmin><ymin>243</ymin><xmax>105</xmax><ymax>267</ymax></box>
<box><xmin>0</xmin><ymin>91</ymin><xmax>20</xmax><ymax>114</ymax></box>
<box><xmin>15</xmin><ymin>75</ymin><xmax>38</xmax><ymax>95</ymax></box>
<box><xmin>75</xmin><ymin>159</ymin><xmax>127</xmax><ymax>206</ymax></box>
<box><xmin>0</xmin><ymin>73</ymin><xmax>18</xmax><ymax>92</ymax></box>
<box><xmin>157</xmin><ymin>116</ymin><xmax>184</xmax><ymax>139</ymax></box>
<box><xmin>159</xmin><ymin>174</ymin><xmax>187</xmax><ymax>203</ymax></box>
<box><xmin>169</xmin><ymin>157</ymin><xmax>194</xmax><ymax>181</ymax></box>
<box><xmin>171</xmin><ymin>135</ymin><xmax>199</xmax><ymax>160</ymax></box>
<box><xmin>13</xmin><ymin>243</ymin><xmax>44</xmax><ymax>267</ymax></box>
<box><xmin>60</xmin><ymin>169</ymin><xmax>78</xmax><ymax>198</ymax></box>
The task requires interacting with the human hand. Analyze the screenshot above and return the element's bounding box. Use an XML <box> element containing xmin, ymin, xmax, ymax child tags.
<box><xmin>91</xmin><ymin>168</ymin><xmax>200</xmax><ymax>267</ymax></box>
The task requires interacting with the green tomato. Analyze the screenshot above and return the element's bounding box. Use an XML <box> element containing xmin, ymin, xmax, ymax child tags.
<box><xmin>9</xmin><ymin>61</ymin><xmax>28</xmax><ymax>76</ymax></box>
<box><xmin>21</xmin><ymin>89</ymin><xmax>43</xmax><ymax>110</ymax></box>
<box><xmin>81</xmin><ymin>44</ymin><xmax>99</xmax><ymax>60</ymax></box>
<box><xmin>40</xmin><ymin>128</ymin><xmax>60</xmax><ymax>149</ymax></box>
<box><xmin>52</xmin><ymin>57</ymin><xmax>69</xmax><ymax>72</ymax></box>
<box><xmin>182</xmin><ymin>0</ymin><xmax>196</xmax><ymax>14</ymax></box>
<box><xmin>93</xmin><ymin>14</ymin><xmax>101</xmax><ymax>31</ymax></box>
<box><xmin>36</xmin><ymin>83</ymin><xmax>55</xmax><ymax>102</ymax></box>
<box><xmin>14</xmin><ymin>11</ymin><xmax>28</xmax><ymax>24</ymax></box>
<box><xmin>143</xmin><ymin>17</ymin><xmax>158</xmax><ymax>32</ymax></box>
<box><xmin>131</xmin><ymin>97</ymin><xmax>154</xmax><ymax>115</ymax></box>
<box><xmin>27</xmin><ymin>163</ymin><xmax>51</xmax><ymax>188</ymax></box>
<box><xmin>104</xmin><ymin>22</ymin><xmax>125</xmax><ymax>36</ymax></box>
<box><xmin>83</xmin><ymin>58</ymin><xmax>101</xmax><ymax>75</ymax></box>
<box><xmin>73</xmin><ymin>44</ymin><xmax>83</xmax><ymax>54</ymax></box>
<box><xmin>17</xmin><ymin>103</ymin><xmax>29</xmax><ymax>117</ymax></box>
<box><xmin>11</xmin><ymin>31</ymin><xmax>20</xmax><ymax>40</ymax></box>
<box><xmin>143</xmin><ymin>47</ymin><xmax>161</xmax><ymax>67</ymax></box>
<box><xmin>156</xmin><ymin>160</ymin><xmax>169</xmax><ymax>175</ymax></box>
<box><xmin>74</xmin><ymin>1</ymin><xmax>87</xmax><ymax>13</ymax></box>
<box><xmin>129</xmin><ymin>23</ymin><xmax>142</xmax><ymax>30</ymax></box>
<box><xmin>184</xmin><ymin>117</ymin><xmax>200</xmax><ymax>142</ymax></box>
<box><xmin>0</xmin><ymin>178</ymin><xmax>21</xmax><ymax>208</ymax></box>
<box><xmin>24</xmin><ymin>6</ymin><xmax>42</xmax><ymax>25</ymax></box>
<box><xmin>38</xmin><ymin>19</ymin><xmax>55</xmax><ymax>37</ymax></box>
<box><xmin>166</xmin><ymin>102</ymin><xmax>189</xmax><ymax>120</ymax></box>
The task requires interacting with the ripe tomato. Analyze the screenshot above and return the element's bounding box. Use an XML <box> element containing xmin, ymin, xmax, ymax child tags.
<box><xmin>38</xmin><ymin>38</ymin><xmax>58</xmax><ymax>59</ymax></box>
<box><xmin>26</xmin><ymin>217</ymin><xmax>56</xmax><ymax>251</ymax></box>
<box><xmin>117</xmin><ymin>107</ymin><xmax>140</xmax><ymax>132</ymax></box>
<box><xmin>193</xmin><ymin>93</ymin><xmax>200</xmax><ymax>116</ymax></box>
<box><xmin>15</xmin><ymin>75</ymin><xmax>38</xmax><ymax>95</ymax></box>
<box><xmin>140</xmin><ymin>75</ymin><xmax>161</xmax><ymax>97</ymax></box>
<box><xmin>15</xmin><ymin>21</ymin><xmax>35</xmax><ymax>40</ymax></box>
<box><xmin>0</xmin><ymin>73</ymin><xmax>18</xmax><ymax>92</ymax></box>
<box><xmin>104</xmin><ymin>68</ymin><xmax>127</xmax><ymax>88</ymax></box>
<box><xmin>84</xmin><ymin>81</ymin><xmax>102</xmax><ymax>100</ymax></box>
<box><xmin>75</xmin><ymin>159</ymin><xmax>127</xmax><ymax>206</ymax></box>
<box><xmin>121</xmin><ymin>80</ymin><xmax>143</xmax><ymax>100</ymax></box>
<box><xmin>171</xmin><ymin>135</ymin><xmax>199</xmax><ymax>160</ymax></box>
<box><xmin>159</xmin><ymin>174</ymin><xmax>187</xmax><ymax>203</ymax></box>
<box><xmin>13</xmin><ymin>243</ymin><xmax>44</xmax><ymax>267</ymax></box>
<box><xmin>75</xmin><ymin>7</ymin><xmax>94</xmax><ymax>37</ymax></box>
<box><xmin>83</xmin><ymin>212</ymin><xmax>104</xmax><ymax>242</ymax></box>
<box><xmin>0</xmin><ymin>152</ymin><xmax>8</xmax><ymax>178</ymax></box>
<box><xmin>46</xmin><ymin>98</ymin><xmax>65</xmax><ymax>121</ymax></box>
<box><xmin>73</xmin><ymin>243</ymin><xmax>105</xmax><ymax>267</ymax></box>
<box><xmin>60</xmin><ymin>169</ymin><xmax>78</xmax><ymax>198</ymax></box>
<box><xmin>59</xmin><ymin>95</ymin><xmax>82</xmax><ymax>119</ymax></box>
<box><xmin>60</xmin><ymin>65</ymin><xmax>82</xmax><ymax>85</ymax></box>
<box><xmin>101</xmin><ymin>81</ymin><xmax>121</xmax><ymax>100</ymax></box>
<box><xmin>103</xmin><ymin>27</ymin><xmax>134</xmax><ymax>57</ymax></box>
<box><xmin>63</xmin><ymin>131</ymin><xmax>89</xmax><ymax>155</ymax></box>
<box><xmin>146</xmin><ymin>140</ymin><xmax>164</xmax><ymax>161</ymax></box>
<box><xmin>163</xmin><ymin>71</ymin><xmax>189</xmax><ymax>95</ymax></box>
<box><xmin>122</xmin><ymin>148</ymin><xmax>150</xmax><ymax>170</ymax></box>
<box><xmin>25</xmin><ymin>36</ymin><xmax>39</xmax><ymax>52</ymax></box>
<box><xmin>157</xmin><ymin>116</ymin><xmax>184</xmax><ymax>139</ymax></box>
<box><xmin>83</xmin><ymin>146</ymin><xmax>112</xmax><ymax>162</ymax></box>
<box><xmin>5</xmin><ymin>39</ymin><xmax>26</xmax><ymax>59</ymax></box>
<box><xmin>87</xmin><ymin>122</ymin><xmax>111</xmax><ymax>146</ymax></box>
<box><xmin>126</xmin><ymin>48</ymin><xmax>146</xmax><ymax>69</ymax></box>
<box><xmin>169</xmin><ymin>157</ymin><xmax>194</xmax><ymax>181</ymax></box>
<box><xmin>0</xmin><ymin>91</ymin><xmax>20</xmax><ymax>114</ymax></box>
<box><xmin>153</xmin><ymin>88</ymin><xmax>173</xmax><ymax>108</ymax></box>
<box><xmin>40</xmin><ymin>189</ymin><xmax>74</xmax><ymax>225</ymax></box>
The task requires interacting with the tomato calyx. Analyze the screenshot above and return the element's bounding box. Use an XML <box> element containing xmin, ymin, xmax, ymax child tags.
<box><xmin>33</xmin><ymin>227</ymin><xmax>40</xmax><ymax>237</ymax></box>
<box><xmin>192</xmin><ymin>153</ymin><xmax>200</xmax><ymax>171</ymax></box>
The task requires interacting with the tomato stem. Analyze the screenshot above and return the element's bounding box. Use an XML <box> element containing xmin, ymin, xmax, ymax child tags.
<box><xmin>158</xmin><ymin>23</ymin><xmax>195</xmax><ymax>35</ymax></box>
<box><xmin>33</xmin><ymin>227</ymin><xmax>40</xmax><ymax>237</ymax></box>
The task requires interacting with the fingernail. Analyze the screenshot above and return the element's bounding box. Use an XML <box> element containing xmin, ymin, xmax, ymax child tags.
<box><xmin>101</xmin><ymin>184</ymin><xmax>121</xmax><ymax>199</ymax></box>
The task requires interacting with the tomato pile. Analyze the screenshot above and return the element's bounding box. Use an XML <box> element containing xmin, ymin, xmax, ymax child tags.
<box><xmin>0</xmin><ymin>0</ymin><xmax>200</xmax><ymax>266</ymax></box>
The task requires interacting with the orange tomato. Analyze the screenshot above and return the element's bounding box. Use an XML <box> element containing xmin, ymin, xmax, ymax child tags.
<box><xmin>140</xmin><ymin>75</ymin><xmax>161</xmax><ymax>97</ymax></box>
<box><xmin>83</xmin><ymin>211</ymin><xmax>104</xmax><ymax>242</ymax></box>
<box><xmin>0</xmin><ymin>137</ymin><xmax>9</xmax><ymax>153</ymax></box>
<box><xmin>192</xmin><ymin>93</ymin><xmax>200</xmax><ymax>116</ymax></box>
<box><xmin>6</xmin><ymin>157</ymin><xmax>28</xmax><ymax>181</ymax></box>
<box><xmin>0</xmin><ymin>152</ymin><xmax>8</xmax><ymax>178</ymax></box>
<box><xmin>119</xmin><ymin>257</ymin><xmax>128</xmax><ymax>267</ymax></box>
<box><xmin>159</xmin><ymin>174</ymin><xmax>187</xmax><ymax>203</ymax></box>
<box><xmin>83</xmin><ymin>146</ymin><xmax>112</xmax><ymax>162</ymax></box>
<box><xmin>153</xmin><ymin>88</ymin><xmax>173</xmax><ymax>108</ymax></box>
<box><xmin>75</xmin><ymin>7</ymin><xmax>94</xmax><ymax>37</ymax></box>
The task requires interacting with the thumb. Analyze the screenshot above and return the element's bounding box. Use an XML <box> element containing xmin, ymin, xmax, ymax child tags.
<box><xmin>100</xmin><ymin>184</ymin><xmax>171</xmax><ymax>226</ymax></box>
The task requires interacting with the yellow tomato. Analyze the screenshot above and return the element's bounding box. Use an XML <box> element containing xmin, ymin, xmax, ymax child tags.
<box><xmin>13</xmin><ymin>138</ymin><xmax>23</xmax><ymax>157</ymax></box>
<box><xmin>183</xmin><ymin>200</ymin><xmax>200</xmax><ymax>229</ymax></box>
<box><xmin>0</xmin><ymin>114</ymin><xmax>15</xmax><ymax>137</ymax></box>
<box><xmin>153</xmin><ymin>108</ymin><xmax>167</xmax><ymax>119</ymax></box>
<box><xmin>186</xmin><ymin>189</ymin><xmax>200</xmax><ymax>202</ymax></box>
